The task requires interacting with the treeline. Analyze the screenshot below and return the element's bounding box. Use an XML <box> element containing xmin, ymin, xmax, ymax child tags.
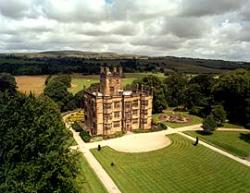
<box><xmin>128</xmin><ymin>69</ymin><xmax>250</xmax><ymax>128</ymax></box>
<box><xmin>0</xmin><ymin>74</ymin><xmax>80</xmax><ymax>192</ymax></box>
<box><xmin>1</xmin><ymin>54</ymin><xmax>250</xmax><ymax>75</ymax></box>
<box><xmin>44</xmin><ymin>74</ymin><xmax>85</xmax><ymax>112</ymax></box>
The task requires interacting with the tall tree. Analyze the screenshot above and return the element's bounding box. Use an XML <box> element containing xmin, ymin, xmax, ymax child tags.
<box><xmin>0</xmin><ymin>92</ymin><xmax>78</xmax><ymax>193</ymax></box>
<box><xmin>164</xmin><ymin>72</ymin><xmax>188</xmax><ymax>107</ymax></box>
<box><xmin>213</xmin><ymin>69</ymin><xmax>250</xmax><ymax>126</ymax></box>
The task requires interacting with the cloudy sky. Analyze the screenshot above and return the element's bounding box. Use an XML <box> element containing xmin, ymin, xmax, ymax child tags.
<box><xmin>0</xmin><ymin>0</ymin><xmax>250</xmax><ymax>61</ymax></box>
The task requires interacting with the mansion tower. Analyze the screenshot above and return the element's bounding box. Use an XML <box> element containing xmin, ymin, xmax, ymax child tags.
<box><xmin>84</xmin><ymin>66</ymin><xmax>153</xmax><ymax>136</ymax></box>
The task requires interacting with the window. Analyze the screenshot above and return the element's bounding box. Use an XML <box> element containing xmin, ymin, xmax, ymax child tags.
<box><xmin>104</xmin><ymin>103</ymin><xmax>112</xmax><ymax>109</ymax></box>
<box><xmin>104</xmin><ymin>124</ymin><xmax>112</xmax><ymax>130</ymax></box>
<box><xmin>114</xmin><ymin>101</ymin><xmax>120</xmax><ymax>108</ymax></box>
<box><xmin>104</xmin><ymin>114</ymin><xmax>112</xmax><ymax>120</ymax></box>
<box><xmin>132</xmin><ymin>100</ymin><xmax>138</xmax><ymax>107</ymax></box>
<box><xmin>125</xmin><ymin>102</ymin><xmax>131</xmax><ymax>108</ymax></box>
<box><xmin>142</xmin><ymin>110</ymin><xmax>148</xmax><ymax>116</ymax></box>
<box><xmin>125</xmin><ymin>112</ymin><xmax>131</xmax><ymax>119</ymax></box>
<box><xmin>113</xmin><ymin>121</ymin><xmax>120</xmax><ymax>128</ymax></box>
<box><xmin>114</xmin><ymin>111</ymin><xmax>120</xmax><ymax>118</ymax></box>
<box><xmin>141</xmin><ymin>100</ymin><xmax>148</xmax><ymax>106</ymax></box>
<box><xmin>141</xmin><ymin>119</ymin><xmax>147</xmax><ymax>124</ymax></box>
<box><xmin>132</xmin><ymin>119</ymin><xmax>138</xmax><ymax>124</ymax></box>
<box><xmin>132</xmin><ymin>110</ymin><xmax>138</xmax><ymax>116</ymax></box>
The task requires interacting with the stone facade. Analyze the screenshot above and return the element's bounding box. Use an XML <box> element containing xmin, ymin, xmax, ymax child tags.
<box><xmin>84</xmin><ymin>66</ymin><xmax>153</xmax><ymax>136</ymax></box>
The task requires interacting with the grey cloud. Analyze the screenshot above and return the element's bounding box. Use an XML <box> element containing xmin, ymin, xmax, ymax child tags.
<box><xmin>0</xmin><ymin>0</ymin><xmax>29</xmax><ymax>18</ymax></box>
<box><xmin>180</xmin><ymin>0</ymin><xmax>245</xmax><ymax>17</ymax></box>
<box><xmin>162</xmin><ymin>17</ymin><xmax>209</xmax><ymax>38</ymax></box>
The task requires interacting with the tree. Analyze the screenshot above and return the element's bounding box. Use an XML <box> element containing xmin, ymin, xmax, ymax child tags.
<box><xmin>74</xmin><ymin>89</ymin><xmax>85</xmax><ymax>109</ymax></box>
<box><xmin>0</xmin><ymin>73</ymin><xmax>17</xmax><ymax>94</ymax></box>
<box><xmin>44</xmin><ymin>81</ymin><xmax>76</xmax><ymax>112</ymax></box>
<box><xmin>130</xmin><ymin>75</ymin><xmax>167</xmax><ymax>113</ymax></box>
<box><xmin>202</xmin><ymin>114</ymin><xmax>217</xmax><ymax>133</ymax></box>
<box><xmin>164</xmin><ymin>72</ymin><xmax>187</xmax><ymax>107</ymax></box>
<box><xmin>213</xmin><ymin>69</ymin><xmax>250</xmax><ymax>125</ymax></box>
<box><xmin>0</xmin><ymin>92</ymin><xmax>78</xmax><ymax>193</ymax></box>
<box><xmin>153</xmin><ymin>88</ymin><xmax>168</xmax><ymax>113</ymax></box>
<box><xmin>212</xmin><ymin>105</ymin><xmax>227</xmax><ymax>126</ymax></box>
<box><xmin>52</xmin><ymin>74</ymin><xmax>72</xmax><ymax>88</ymax></box>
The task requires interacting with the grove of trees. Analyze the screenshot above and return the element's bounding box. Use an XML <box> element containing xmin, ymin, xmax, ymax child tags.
<box><xmin>129</xmin><ymin>69</ymin><xmax>250</xmax><ymax>128</ymax></box>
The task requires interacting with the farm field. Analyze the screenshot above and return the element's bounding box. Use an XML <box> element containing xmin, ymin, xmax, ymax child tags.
<box><xmin>153</xmin><ymin>109</ymin><xmax>203</xmax><ymax>128</ymax></box>
<box><xmin>77</xmin><ymin>155</ymin><xmax>108</xmax><ymax>193</ymax></box>
<box><xmin>184</xmin><ymin>131</ymin><xmax>250</xmax><ymax>159</ymax></box>
<box><xmin>91</xmin><ymin>134</ymin><xmax>250</xmax><ymax>193</ymax></box>
<box><xmin>16</xmin><ymin>72</ymin><xmax>165</xmax><ymax>95</ymax></box>
<box><xmin>16</xmin><ymin>75</ymin><xmax>48</xmax><ymax>95</ymax></box>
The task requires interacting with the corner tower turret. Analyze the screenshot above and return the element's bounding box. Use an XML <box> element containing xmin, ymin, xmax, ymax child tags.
<box><xmin>100</xmin><ymin>65</ymin><xmax>123</xmax><ymax>96</ymax></box>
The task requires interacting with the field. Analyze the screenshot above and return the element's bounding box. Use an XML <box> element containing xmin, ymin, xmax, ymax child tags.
<box><xmin>16</xmin><ymin>72</ymin><xmax>165</xmax><ymax>95</ymax></box>
<box><xmin>153</xmin><ymin>109</ymin><xmax>203</xmax><ymax>128</ymax></box>
<box><xmin>91</xmin><ymin>134</ymin><xmax>250</xmax><ymax>193</ymax></box>
<box><xmin>76</xmin><ymin>155</ymin><xmax>107</xmax><ymax>193</ymax></box>
<box><xmin>184</xmin><ymin>131</ymin><xmax>250</xmax><ymax>159</ymax></box>
<box><xmin>16</xmin><ymin>75</ymin><xmax>47</xmax><ymax>95</ymax></box>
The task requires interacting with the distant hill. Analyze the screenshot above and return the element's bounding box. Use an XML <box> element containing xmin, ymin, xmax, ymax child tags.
<box><xmin>5</xmin><ymin>50</ymin><xmax>147</xmax><ymax>59</ymax></box>
<box><xmin>0</xmin><ymin>50</ymin><xmax>249</xmax><ymax>75</ymax></box>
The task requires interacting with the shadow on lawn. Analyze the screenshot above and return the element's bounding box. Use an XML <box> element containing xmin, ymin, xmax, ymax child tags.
<box><xmin>195</xmin><ymin>130</ymin><xmax>213</xmax><ymax>136</ymax></box>
<box><xmin>239</xmin><ymin>133</ymin><xmax>250</xmax><ymax>144</ymax></box>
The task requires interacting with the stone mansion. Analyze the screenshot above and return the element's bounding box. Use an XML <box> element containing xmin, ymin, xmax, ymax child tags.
<box><xmin>84</xmin><ymin>66</ymin><xmax>153</xmax><ymax>136</ymax></box>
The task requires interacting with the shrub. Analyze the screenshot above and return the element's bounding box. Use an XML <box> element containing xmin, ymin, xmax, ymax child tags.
<box><xmin>72</xmin><ymin>122</ymin><xmax>82</xmax><ymax>132</ymax></box>
<box><xmin>212</xmin><ymin>105</ymin><xmax>227</xmax><ymax>126</ymax></box>
<box><xmin>79</xmin><ymin>130</ymin><xmax>91</xmax><ymax>142</ymax></box>
<box><xmin>159</xmin><ymin>123</ymin><xmax>168</xmax><ymax>130</ymax></box>
<box><xmin>202</xmin><ymin>114</ymin><xmax>217</xmax><ymax>133</ymax></box>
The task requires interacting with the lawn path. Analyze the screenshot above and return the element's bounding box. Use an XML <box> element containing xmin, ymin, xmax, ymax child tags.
<box><xmin>70</xmin><ymin>128</ymin><xmax>122</xmax><ymax>193</ymax></box>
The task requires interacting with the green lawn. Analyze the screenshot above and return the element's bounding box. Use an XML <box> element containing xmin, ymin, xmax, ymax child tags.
<box><xmin>153</xmin><ymin>110</ymin><xmax>203</xmax><ymax>128</ymax></box>
<box><xmin>76</xmin><ymin>154</ymin><xmax>108</xmax><ymax>193</ymax></box>
<box><xmin>91</xmin><ymin>134</ymin><xmax>250</xmax><ymax>193</ymax></box>
<box><xmin>69</xmin><ymin>73</ymin><xmax>165</xmax><ymax>94</ymax></box>
<box><xmin>222</xmin><ymin>122</ymin><xmax>245</xmax><ymax>129</ymax></box>
<box><xmin>184</xmin><ymin>131</ymin><xmax>250</xmax><ymax>159</ymax></box>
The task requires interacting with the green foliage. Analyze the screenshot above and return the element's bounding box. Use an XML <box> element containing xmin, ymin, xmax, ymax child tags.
<box><xmin>52</xmin><ymin>74</ymin><xmax>72</xmax><ymax>88</ymax></box>
<box><xmin>158</xmin><ymin>122</ymin><xmax>168</xmax><ymax>130</ymax></box>
<box><xmin>164</xmin><ymin>72</ymin><xmax>187</xmax><ymax>107</ymax></box>
<box><xmin>45</xmin><ymin>74</ymin><xmax>52</xmax><ymax>85</ymax></box>
<box><xmin>153</xmin><ymin>88</ymin><xmax>168</xmax><ymax>113</ymax></box>
<box><xmin>74</xmin><ymin>89</ymin><xmax>85</xmax><ymax>108</ymax></box>
<box><xmin>0</xmin><ymin>73</ymin><xmax>17</xmax><ymax>94</ymax></box>
<box><xmin>130</xmin><ymin>75</ymin><xmax>167</xmax><ymax>113</ymax></box>
<box><xmin>0</xmin><ymin>92</ymin><xmax>78</xmax><ymax>193</ymax></box>
<box><xmin>213</xmin><ymin>69</ymin><xmax>250</xmax><ymax>126</ymax></box>
<box><xmin>212</xmin><ymin>105</ymin><xmax>227</xmax><ymax>126</ymax></box>
<box><xmin>202</xmin><ymin>114</ymin><xmax>217</xmax><ymax>133</ymax></box>
<box><xmin>44</xmin><ymin>80</ymin><xmax>76</xmax><ymax>112</ymax></box>
<box><xmin>79</xmin><ymin>130</ymin><xmax>91</xmax><ymax>142</ymax></box>
<box><xmin>72</xmin><ymin>122</ymin><xmax>83</xmax><ymax>132</ymax></box>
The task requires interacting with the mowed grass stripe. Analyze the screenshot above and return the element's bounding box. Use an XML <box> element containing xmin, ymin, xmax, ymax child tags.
<box><xmin>91</xmin><ymin>134</ymin><xmax>250</xmax><ymax>193</ymax></box>
<box><xmin>184</xmin><ymin>131</ymin><xmax>250</xmax><ymax>158</ymax></box>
